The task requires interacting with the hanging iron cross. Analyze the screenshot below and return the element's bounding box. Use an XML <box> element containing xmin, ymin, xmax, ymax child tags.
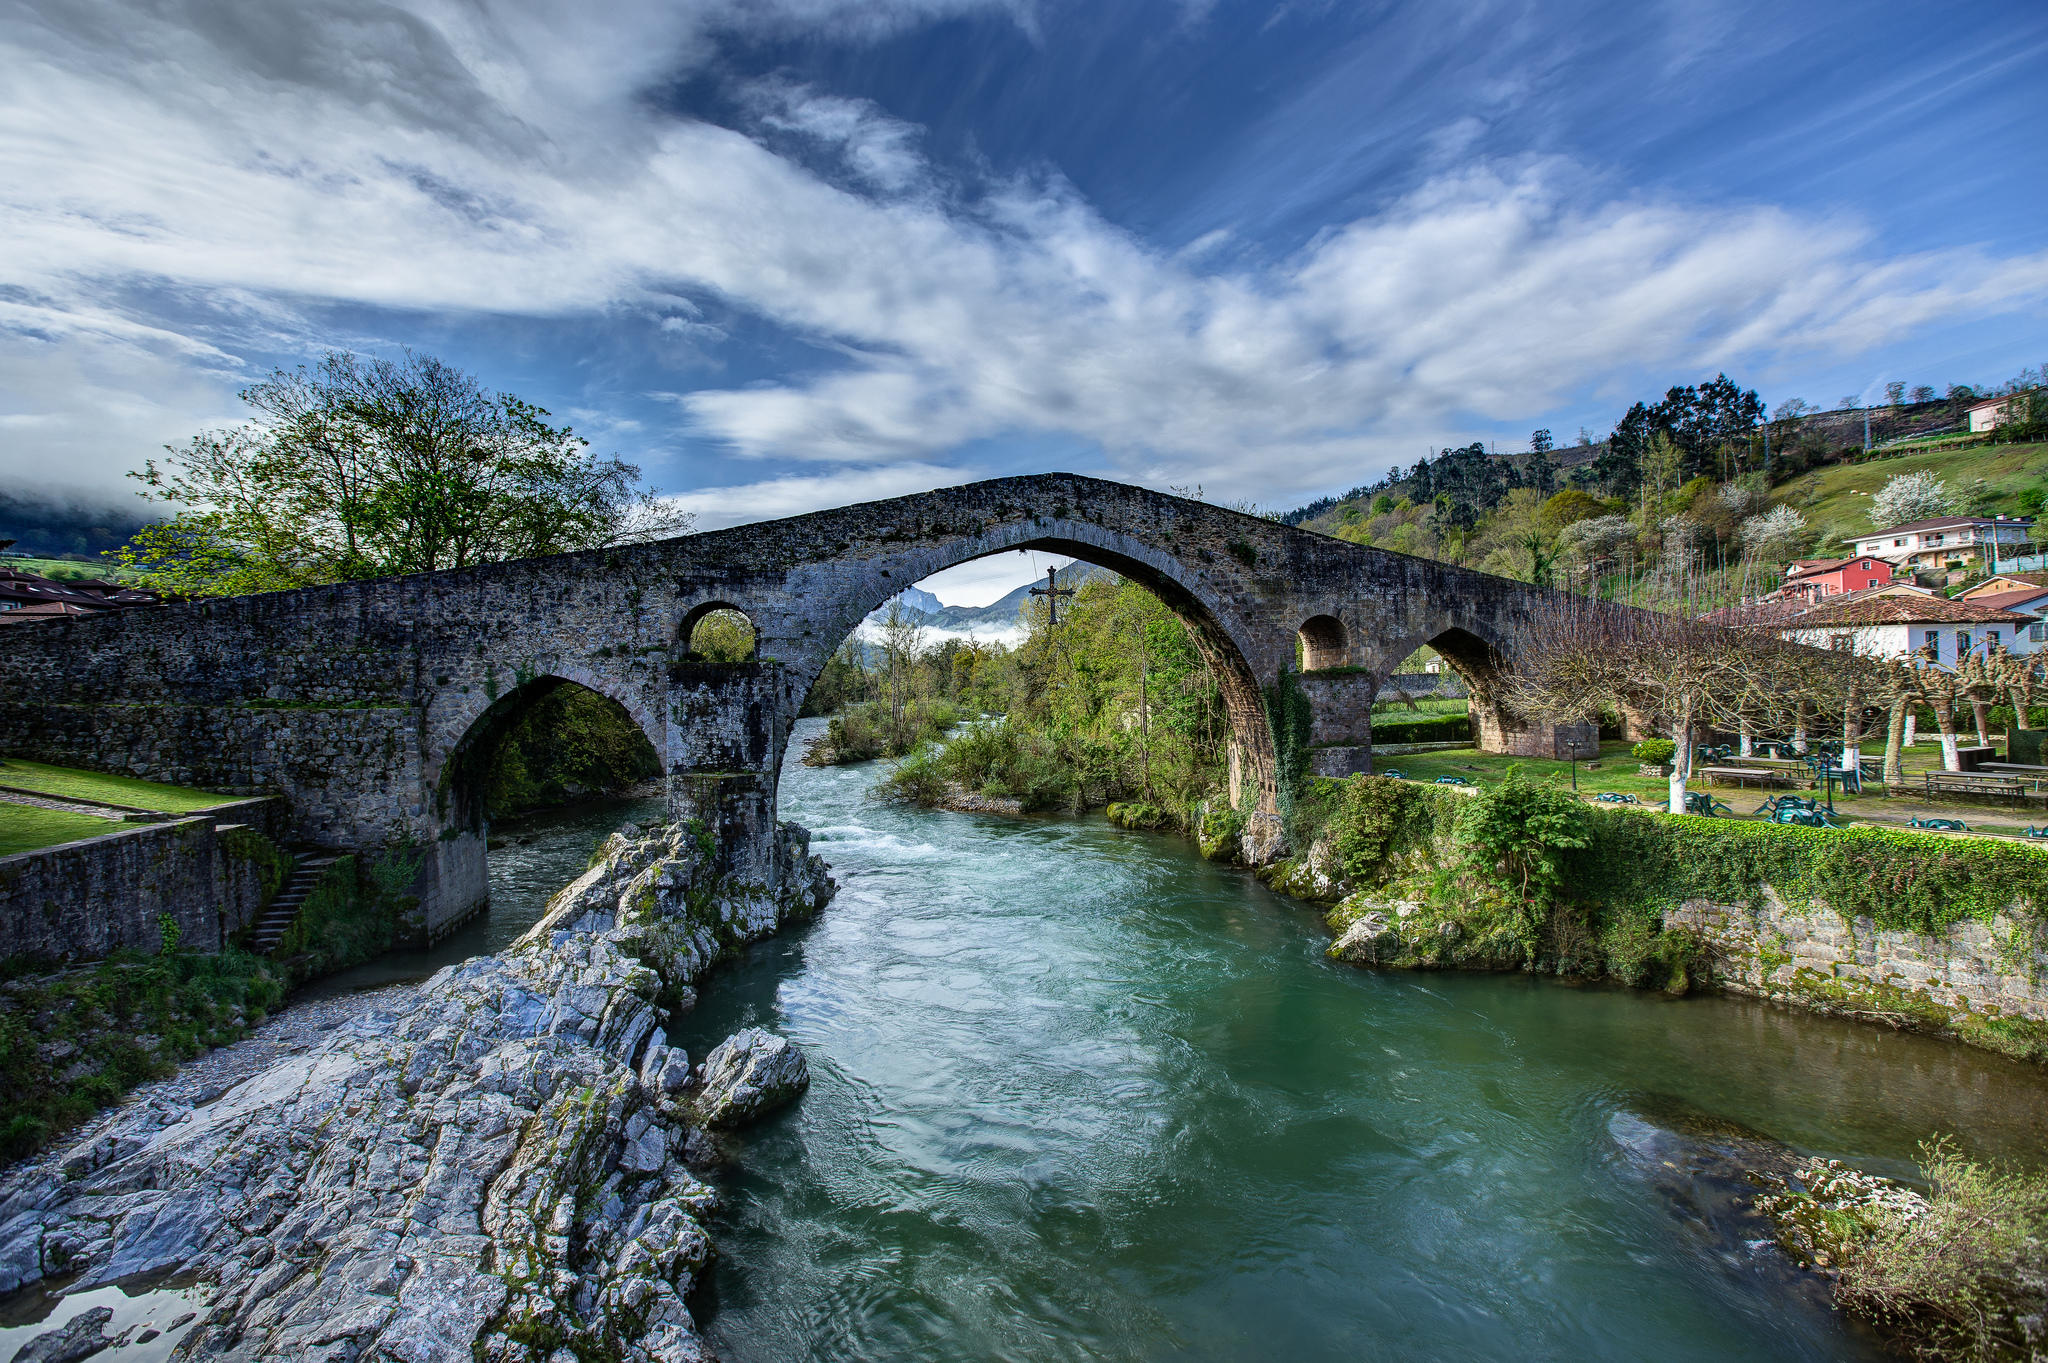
<box><xmin>1029</xmin><ymin>566</ymin><xmax>1075</xmax><ymax>624</ymax></box>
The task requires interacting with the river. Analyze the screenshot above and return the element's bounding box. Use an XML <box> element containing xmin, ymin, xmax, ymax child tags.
<box><xmin>198</xmin><ymin>721</ymin><xmax>2048</xmax><ymax>1357</ymax></box>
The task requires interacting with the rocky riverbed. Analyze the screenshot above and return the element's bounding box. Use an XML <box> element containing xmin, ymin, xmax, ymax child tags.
<box><xmin>0</xmin><ymin>819</ymin><xmax>832</xmax><ymax>1362</ymax></box>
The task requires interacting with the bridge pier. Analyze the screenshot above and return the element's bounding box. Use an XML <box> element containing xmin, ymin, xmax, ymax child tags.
<box><xmin>1298</xmin><ymin>670</ymin><xmax>1377</xmax><ymax>777</ymax></box>
<box><xmin>665</xmin><ymin>659</ymin><xmax>801</xmax><ymax>889</ymax></box>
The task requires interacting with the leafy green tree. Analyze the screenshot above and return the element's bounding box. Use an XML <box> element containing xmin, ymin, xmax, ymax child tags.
<box><xmin>113</xmin><ymin>350</ymin><xmax>689</xmax><ymax>597</ymax></box>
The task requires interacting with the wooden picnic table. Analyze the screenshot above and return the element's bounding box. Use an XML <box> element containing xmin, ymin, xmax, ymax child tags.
<box><xmin>1923</xmin><ymin>770</ymin><xmax>2034</xmax><ymax>805</ymax></box>
<box><xmin>1701</xmin><ymin>765</ymin><xmax>1796</xmax><ymax>789</ymax></box>
<box><xmin>1980</xmin><ymin>762</ymin><xmax>2048</xmax><ymax>792</ymax></box>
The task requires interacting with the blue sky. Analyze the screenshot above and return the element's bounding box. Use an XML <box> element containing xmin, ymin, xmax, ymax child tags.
<box><xmin>3</xmin><ymin>0</ymin><xmax>2044</xmax><ymax>602</ymax></box>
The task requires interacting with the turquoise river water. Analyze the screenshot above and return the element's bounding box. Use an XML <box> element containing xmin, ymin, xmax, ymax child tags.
<box><xmin>190</xmin><ymin>720</ymin><xmax>2048</xmax><ymax>1358</ymax></box>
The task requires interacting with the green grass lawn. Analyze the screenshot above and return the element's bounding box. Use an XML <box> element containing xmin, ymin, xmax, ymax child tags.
<box><xmin>1768</xmin><ymin>440</ymin><xmax>2048</xmax><ymax>553</ymax></box>
<box><xmin>0</xmin><ymin>803</ymin><xmax>122</xmax><ymax>857</ymax></box>
<box><xmin>0</xmin><ymin>759</ymin><xmax>230</xmax><ymax>813</ymax></box>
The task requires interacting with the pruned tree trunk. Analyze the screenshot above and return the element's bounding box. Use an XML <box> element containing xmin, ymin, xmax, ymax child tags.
<box><xmin>1668</xmin><ymin>698</ymin><xmax>1695</xmax><ymax>814</ymax></box>
<box><xmin>1738</xmin><ymin>719</ymin><xmax>1753</xmax><ymax>758</ymax></box>
<box><xmin>1883</xmin><ymin>696</ymin><xmax>1909</xmax><ymax>786</ymax></box>
<box><xmin>2011</xmin><ymin>687</ymin><xmax>2033</xmax><ymax>730</ymax></box>
<box><xmin>1931</xmin><ymin>697</ymin><xmax>1961</xmax><ymax>771</ymax></box>
<box><xmin>1972</xmin><ymin>699</ymin><xmax>1991</xmax><ymax>747</ymax></box>
<box><xmin>1904</xmin><ymin>711</ymin><xmax>1917</xmax><ymax>746</ymax></box>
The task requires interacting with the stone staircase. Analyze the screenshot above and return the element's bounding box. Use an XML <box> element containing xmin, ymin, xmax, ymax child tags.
<box><xmin>249</xmin><ymin>851</ymin><xmax>342</xmax><ymax>955</ymax></box>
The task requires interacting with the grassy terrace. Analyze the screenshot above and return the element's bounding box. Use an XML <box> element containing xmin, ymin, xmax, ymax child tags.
<box><xmin>1372</xmin><ymin>740</ymin><xmax>2048</xmax><ymax>838</ymax></box>
<box><xmin>0</xmin><ymin>759</ymin><xmax>233</xmax><ymax>813</ymax></box>
<box><xmin>0</xmin><ymin>805</ymin><xmax>123</xmax><ymax>858</ymax></box>
<box><xmin>0</xmin><ymin>759</ymin><xmax>234</xmax><ymax>857</ymax></box>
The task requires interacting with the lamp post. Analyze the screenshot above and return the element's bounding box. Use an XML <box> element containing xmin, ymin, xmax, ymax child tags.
<box><xmin>1563</xmin><ymin>732</ymin><xmax>1597</xmax><ymax>791</ymax></box>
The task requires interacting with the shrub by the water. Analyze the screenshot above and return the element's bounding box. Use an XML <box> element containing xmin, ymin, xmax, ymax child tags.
<box><xmin>825</xmin><ymin>699</ymin><xmax>962</xmax><ymax>764</ymax></box>
<box><xmin>1824</xmin><ymin>1139</ymin><xmax>2048</xmax><ymax>1361</ymax></box>
<box><xmin>0</xmin><ymin>918</ymin><xmax>285</xmax><ymax>1161</ymax></box>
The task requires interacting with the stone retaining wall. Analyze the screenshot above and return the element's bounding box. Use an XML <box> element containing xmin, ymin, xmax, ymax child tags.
<box><xmin>1668</xmin><ymin>891</ymin><xmax>2047</xmax><ymax>1029</ymax></box>
<box><xmin>0</xmin><ymin>798</ymin><xmax>290</xmax><ymax>963</ymax></box>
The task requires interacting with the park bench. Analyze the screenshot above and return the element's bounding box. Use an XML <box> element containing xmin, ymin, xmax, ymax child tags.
<box><xmin>1908</xmin><ymin>816</ymin><xmax>1969</xmax><ymax>832</ymax></box>
<box><xmin>2023</xmin><ymin>826</ymin><xmax>2048</xmax><ymax>839</ymax></box>
<box><xmin>1922</xmin><ymin>771</ymin><xmax>2031</xmax><ymax>805</ymax></box>
<box><xmin>1702</xmin><ymin>765</ymin><xmax>1795</xmax><ymax>790</ymax></box>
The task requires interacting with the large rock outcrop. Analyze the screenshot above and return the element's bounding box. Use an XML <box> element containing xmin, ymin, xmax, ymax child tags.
<box><xmin>0</xmin><ymin>819</ymin><xmax>832</xmax><ymax>1363</ymax></box>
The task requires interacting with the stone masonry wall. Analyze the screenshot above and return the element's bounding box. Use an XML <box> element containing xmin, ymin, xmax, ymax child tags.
<box><xmin>0</xmin><ymin>798</ymin><xmax>290</xmax><ymax>963</ymax></box>
<box><xmin>1668</xmin><ymin>891</ymin><xmax>2047</xmax><ymax>1029</ymax></box>
<box><xmin>0</xmin><ymin>473</ymin><xmax>1567</xmax><ymax>934</ymax></box>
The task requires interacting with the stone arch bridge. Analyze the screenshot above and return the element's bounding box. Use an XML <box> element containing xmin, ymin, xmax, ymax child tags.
<box><xmin>0</xmin><ymin>474</ymin><xmax>1576</xmax><ymax>936</ymax></box>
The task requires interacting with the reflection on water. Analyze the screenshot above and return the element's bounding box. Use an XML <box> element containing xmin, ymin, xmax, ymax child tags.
<box><xmin>664</xmin><ymin>719</ymin><xmax>2047</xmax><ymax>1363</ymax></box>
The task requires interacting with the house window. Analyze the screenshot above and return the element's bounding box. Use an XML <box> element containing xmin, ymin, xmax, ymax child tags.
<box><xmin>2030</xmin><ymin>622</ymin><xmax>2046</xmax><ymax>643</ymax></box>
<box><xmin>1860</xmin><ymin>559</ymin><xmax>1872</xmax><ymax>570</ymax></box>
<box><xmin>1958</xmin><ymin>630</ymin><xmax>1973</xmax><ymax>655</ymax></box>
<box><xmin>1893</xmin><ymin>538</ymin><xmax>1906</xmax><ymax>547</ymax></box>
<box><xmin>1987</xmin><ymin>630</ymin><xmax>2002</xmax><ymax>650</ymax></box>
<box><xmin>1829</xmin><ymin>634</ymin><xmax>1852</xmax><ymax>651</ymax></box>
<box><xmin>1921</xmin><ymin>629</ymin><xmax>1941</xmax><ymax>659</ymax></box>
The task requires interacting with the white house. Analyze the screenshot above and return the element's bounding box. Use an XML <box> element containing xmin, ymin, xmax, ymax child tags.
<box><xmin>1844</xmin><ymin>515</ymin><xmax>2036</xmax><ymax>574</ymax></box>
<box><xmin>1779</xmin><ymin>592</ymin><xmax>2038</xmax><ymax>663</ymax></box>
<box><xmin>1967</xmin><ymin>392</ymin><xmax>2040</xmax><ymax>433</ymax></box>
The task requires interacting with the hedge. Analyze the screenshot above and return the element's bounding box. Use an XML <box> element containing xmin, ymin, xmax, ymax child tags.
<box><xmin>1369</xmin><ymin>713</ymin><xmax>1472</xmax><ymax>745</ymax></box>
<box><xmin>1302</xmin><ymin>774</ymin><xmax>2048</xmax><ymax>939</ymax></box>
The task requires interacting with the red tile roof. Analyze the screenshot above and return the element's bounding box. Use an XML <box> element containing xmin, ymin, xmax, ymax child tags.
<box><xmin>1964</xmin><ymin>586</ymin><xmax>2048</xmax><ymax>614</ymax></box>
<box><xmin>1788</xmin><ymin>594</ymin><xmax>2034</xmax><ymax>627</ymax></box>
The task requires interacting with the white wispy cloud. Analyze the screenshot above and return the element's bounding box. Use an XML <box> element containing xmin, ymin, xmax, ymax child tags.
<box><xmin>3</xmin><ymin>0</ymin><xmax>2045</xmax><ymax>514</ymax></box>
<box><xmin>658</xmin><ymin>462</ymin><xmax>977</xmax><ymax>530</ymax></box>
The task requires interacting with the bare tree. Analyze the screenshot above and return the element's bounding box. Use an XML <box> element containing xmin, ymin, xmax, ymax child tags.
<box><xmin>1992</xmin><ymin>645</ymin><xmax>2045</xmax><ymax>730</ymax></box>
<box><xmin>1510</xmin><ymin>583</ymin><xmax>1775</xmax><ymax>813</ymax></box>
<box><xmin>1906</xmin><ymin>656</ymin><xmax>2002</xmax><ymax>771</ymax></box>
<box><xmin>878</xmin><ymin>602</ymin><xmax>926</xmax><ymax>727</ymax></box>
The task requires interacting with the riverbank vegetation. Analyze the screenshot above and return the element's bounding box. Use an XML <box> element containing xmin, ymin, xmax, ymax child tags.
<box><xmin>1281</xmin><ymin>773</ymin><xmax>2048</xmax><ymax>1062</ymax></box>
<box><xmin>859</xmin><ymin>577</ymin><xmax>1233</xmax><ymax>825</ymax></box>
<box><xmin>1761</xmin><ymin>1141</ymin><xmax>2048</xmax><ymax>1361</ymax></box>
<box><xmin>0</xmin><ymin>920</ymin><xmax>285</xmax><ymax>1161</ymax></box>
<box><xmin>480</xmin><ymin>685</ymin><xmax>661</xmax><ymax>820</ymax></box>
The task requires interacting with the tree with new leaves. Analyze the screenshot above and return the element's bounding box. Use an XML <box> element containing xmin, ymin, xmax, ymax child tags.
<box><xmin>112</xmin><ymin>350</ymin><xmax>691</xmax><ymax>597</ymax></box>
<box><xmin>1738</xmin><ymin>505</ymin><xmax>1809</xmax><ymax>561</ymax></box>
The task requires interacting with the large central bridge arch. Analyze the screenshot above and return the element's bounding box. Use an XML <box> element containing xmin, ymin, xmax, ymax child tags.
<box><xmin>0</xmin><ymin>472</ymin><xmax>1564</xmax><ymax>939</ymax></box>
